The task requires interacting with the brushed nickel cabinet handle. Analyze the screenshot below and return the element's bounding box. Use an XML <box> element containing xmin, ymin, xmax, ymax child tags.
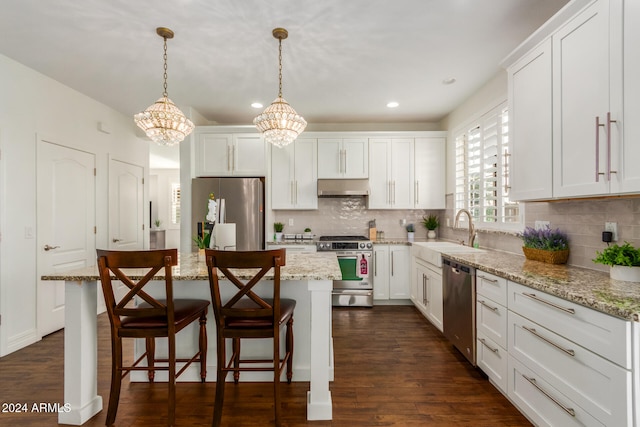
<box><xmin>607</xmin><ymin>112</ymin><xmax>617</xmax><ymax>179</ymax></box>
<box><xmin>523</xmin><ymin>326</ymin><xmax>575</xmax><ymax>357</ymax></box>
<box><xmin>522</xmin><ymin>292</ymin><xmax>576</xmax><ymax>315</ymax></box>
<box><xmin>477</xmin><ymin>274</ymin><xmax>498</xmax><ymax>283</ymax></box>
<box><xmin>595</xmin><ymin>116</ymin><xmax>605</xmax><ymax>182</ymax></box>
<box><xmin>478</xmin><ymin>299</ymin><xmax>499</xmax><ymax>312</ymax></box>
<box><xmin>523</xmin><ymin>375</ymin><xmax>576</xmax><ymax>417</ymax></box>
<box><xmin>479</xmin><ymin>338</ymin><xmax>499</xmax><ymax>353</ymax></box>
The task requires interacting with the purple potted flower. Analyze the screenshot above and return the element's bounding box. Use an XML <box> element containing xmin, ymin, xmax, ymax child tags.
<box><xmin>520</xmin><ymin>225</ymin><xmax>570</xmax><ymax>264</ymax></box>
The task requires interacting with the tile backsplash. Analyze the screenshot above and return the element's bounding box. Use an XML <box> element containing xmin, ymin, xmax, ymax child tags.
<box><xmin>275</xmin><ymin>194</ymin><xmax>640</xmax><ymax>272</ymax></box>
<box><xmin>440</xmin><ymin>194</ymin><xmax>640</xmax><ymax>272</ymax></box>
<box><xmin>273</xmin><ymin>197</ymin><xmax>442</xmax><ymax>241</ymax></box>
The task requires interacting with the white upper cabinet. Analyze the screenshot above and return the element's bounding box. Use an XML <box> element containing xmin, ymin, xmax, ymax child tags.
<box><xmin>195</xmin><ymin>133</ymin><xmax>266</xmax><ymax>177</ymax></box>
<box><xmin>370</xmin><ymin>137</ymin><xmax>445</xmax><ymax>209</ymax></box>
<box><xmin>369</xmin><ymin>138</ymin><xmax>414</xmax><ymax>209</ymax></box>
<box><xmin>317</xmin><ymin>138</ymin><xmax>368</xmax><ymax>179</ymax></box>
<box><xmin>552</xmin><ymin>0</ymin><xmax>616</xmax><ymax>198</ymax></box>
<box><xmin>271</xmin><ymin>138</ymin><xmax>317</xmax><ymax>210</ymax></box>
<box><xmin>508</xmin><ymin>39</ymin><xmax>553</xmax><ymax>201</ymax></box>
<box><xmin>506</xmin><ymin>0</ymin><xmax>640</xmax><ymax>200</ymax></box>
<box><xmin>616</xmin><ymin>0</ymin><xmax>640</xmax><ymax>193</ymax></box>
<box><xmin>414</xmin><ymin>137</ymin><xmax>446</xmax><ymax>209</ymax></box>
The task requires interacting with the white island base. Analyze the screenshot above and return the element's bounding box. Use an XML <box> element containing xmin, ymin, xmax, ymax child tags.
<box><xmin>44</xmin><ymin>252</ymin><xmax>339</xmax><ymax>425</ymax></box>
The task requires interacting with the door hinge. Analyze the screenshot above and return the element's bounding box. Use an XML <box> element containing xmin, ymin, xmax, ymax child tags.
<box><xmin>94</xmin><ymin>168</ymin><xmax>96</xmax><ymax>176</ymax></box>
<box><xmin>94</xmin><ymin>226</ymin><xmax>97</xmax><ymax>234</ymax></box>
<box><xmin>142</xmin><ymin>178</ymin><xmax>145</xmax><ymax>185</ymax></box>
<box><xmin>142</xmin><ymin>224</ymin><xmax>145</xmax><ymax>230</ymax></box>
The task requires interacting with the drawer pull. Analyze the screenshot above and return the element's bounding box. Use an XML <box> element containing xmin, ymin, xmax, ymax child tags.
<box><xmin>478</xmin><ymin>274</ymin><xmax>499</xmax><ymax>283</ymax></box>
<box><xmin>522</xmin><ymin>292</ymin><xmax>576</xmax><ymax>315</ymax></box>
<box><xmin>523</xmin><ymin>326</ymin><xmax>575</xmax><ymax>357</ymax></box>
<box><xmin>479</xmin><ymin>338</ymin><xmax>499</xmax><ymax>353</ymax></box>
<box><xmin>478</xmin><ymin>299</ymin><xmax>499</xmax><ymax>312</ymax></box>
<box><xmin>523</xmin><ymin>375</ymin><xmax>576</xmax><ymax>417</ymax></box>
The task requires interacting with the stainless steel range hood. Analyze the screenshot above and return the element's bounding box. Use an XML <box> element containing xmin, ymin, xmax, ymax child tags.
<box><xmin>317</xmin><ymin>179</ymin><xmax>370</xmax><ymax>197</ymax></box>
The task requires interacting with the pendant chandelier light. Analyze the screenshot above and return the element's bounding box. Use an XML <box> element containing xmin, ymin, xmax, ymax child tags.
<box><xmin>134</xmin><ymin>27</ymin><xmax>194</xmax><ymax>146</ymax></box>
<box><xmin>253</xmin><ymin>28</ymin><xmax>307</xmax><ymax>148</ymax></box>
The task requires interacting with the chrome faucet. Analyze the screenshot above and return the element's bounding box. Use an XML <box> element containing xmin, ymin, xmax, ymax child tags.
<box><xmin>454</xmin><ymin>209</ymin><xmax>476</xmax><ymax>247</ymax></box>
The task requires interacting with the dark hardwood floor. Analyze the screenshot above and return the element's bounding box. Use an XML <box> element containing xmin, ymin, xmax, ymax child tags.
<box><xmin>0</xmin><ymin>306</ymin><xmax>531</xmax><ymax>426</ymax></box>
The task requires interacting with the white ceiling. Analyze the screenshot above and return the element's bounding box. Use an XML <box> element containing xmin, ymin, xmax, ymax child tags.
<box><xmin>1</xmin><ymin>0</ymin><xmax>570</xmax><ymax>129</ymax></box>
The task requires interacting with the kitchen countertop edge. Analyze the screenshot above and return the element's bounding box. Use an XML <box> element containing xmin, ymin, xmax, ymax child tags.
<box><xmin>440</xmin><ymin>250</ymin><xmax>640</xmax><ymax>321</ymax></box>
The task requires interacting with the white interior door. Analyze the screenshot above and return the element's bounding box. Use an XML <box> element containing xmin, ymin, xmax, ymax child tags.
<box><xmin>37</xmin><ymin>139</ymin><xmax>96</xmax><ymax>336</ymax></box>
<box><xmin>109</xmin><ymin>159</ymin><xmax>144</xmax><ymax>250</ymax></box>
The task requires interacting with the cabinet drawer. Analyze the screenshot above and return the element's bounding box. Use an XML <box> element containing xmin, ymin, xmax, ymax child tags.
<box><xmin>476</xmin><ymin>332</ymin><xmax>507</xmax><ymax>394</ymax></box>
<box><xmin>508</xmin><ymin>355</ymin><xmax>604</xmax><ymax>427</ymax></box>
<box><xmin>509</xmin><ymin>311</ymin><xmax>632</xmax><ymax>426</ymax></box>
<box><xmin>508</xmin><ymin>281</ymin><xmax>632</xmax><ymax>368</ymax></box>
<box><xmin>476</xmin><ymin>270</ymin><xmax>507</xmax><ymax>305</ymax></box>
<box><xmin>476</xmin><ymin>298</ymin><xmax>507</xmax><ymax>349</ymax></box>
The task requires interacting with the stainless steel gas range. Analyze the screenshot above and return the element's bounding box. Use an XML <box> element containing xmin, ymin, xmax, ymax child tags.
<box><xmin>317</xmin><ymin>235</ymin><xmax>373</xmax><ymax>307</ymax></box>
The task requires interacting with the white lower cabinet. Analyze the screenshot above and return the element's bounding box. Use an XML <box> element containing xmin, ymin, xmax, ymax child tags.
<box><xmin>508</xmin><ymin>355</ymin><xmax>605</xmax><ymax>427</ymax></box>
<box><xmin>374</xmin><ymin>245</ymin><xmax>410</xmax><ymax>301</ymax></box>
<box><xmin>506</xmin><ymin>281</ymin><xmax>634</xmax><ymax>426</ymax></box>
<box><xmin>476</xmin><ymin>270</ymin><xmax>508</xmax><ymax>393</ymax></box>
<box><xmin>413</xmin><ymin>258</ymin><xmax>443</xmax><ymax>332</ymax></box>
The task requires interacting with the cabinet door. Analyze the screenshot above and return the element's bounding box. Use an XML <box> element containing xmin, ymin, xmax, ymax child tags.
<box><xmin>368</xmin><ymin>139</ymin><xmax>391</xmax><ymax>209</ymax></box>
<box><xmin>317</xmin><ymin>139</ymin><xmax>342</xmax><ymax>178</ymax></box>
<box><xmin>508</xmin><ymin>39</ymin><xmax>553</xmax><ymax>201</ymax></box>
<box><xmin>271</xmin><ymin>143</ymin><xmax>295</xmax><ymax>209</ymax></box>
<box><xmin>233</xmin><ymin>134</ymin><xmax>266</xmax><ymax>176</ymax></box>
<box><xmin>293</xmin><ymin>138</ymin><xmax>318</xmax><ymax>209</ymax></box>
<box><xmin>413</xmin><ymin>261</ymin><xmax>428</xmax><ymax>314</ymax></box>
<box><xmin>390</xmin><ymin>139</ymin><xmax>413</xmax><ymax>209</ymax></box>
<box><xmin>373</xmin><ymin>246</ymin><xmax>389</xmax><ymax>300</ymax></box>
<box><xmin>389</xmin><ymin>246</ymin><xmax>410</xmax><ymax>299</ymax></box>
<box><xmin>617</xmin><ymin>0</ymin><xmax>640</xmax><ymax>193</ymax></box>
<box><xmin>414</xmin><ymin>137</ymin><xmax>445</xmax><ymax>208</ymax></box>
<box><xmin>196</xmin><ymin>134</ymin><xmax>233</xmax><ymax>176</ymax></box>
<box><xmin>424</xmin><ymin>265</ymin><xmax>443</xmax><ymax>332</ymax></box>
<box><xmin>552</xmin><ymin>0</ymin><xmax>611</xmax><ymax>197</ymax></box>
<box><xmin>343</xmin><ymin>138</ymin><xmax>368</xmax><ymax>178</ymax></box>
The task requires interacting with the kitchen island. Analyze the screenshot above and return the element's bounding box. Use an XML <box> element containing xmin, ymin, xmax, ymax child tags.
<box><xmin>41</xmin><ymin>251</ymin><xmax>341</xmax><ymax>425</ymax></box>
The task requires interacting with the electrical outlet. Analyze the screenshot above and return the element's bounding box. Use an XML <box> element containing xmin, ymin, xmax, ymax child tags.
<box><xmin>534</xmin><ymin>220</ymin><xmax>550</xmax><ymax>230</ymax></box>
<box><xmin>288</xmin><ymin>218</ymin><xmax>294</xmax><ymax>227</ymax></box>
<box><xmin>605</xmin><ymin>222</ymin><xmax>618</xmax><ymax>241</ymax></box>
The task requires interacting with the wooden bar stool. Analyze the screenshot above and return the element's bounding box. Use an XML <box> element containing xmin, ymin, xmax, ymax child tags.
<box><xmin>205</xmin><ymin>248</ymin><xmax>294</xmax><ymax>427</ymax></box>
<box><xmin>97</xmin><ymin>249</ymin><xmax>209</xmax><ymax>427</ymax></box>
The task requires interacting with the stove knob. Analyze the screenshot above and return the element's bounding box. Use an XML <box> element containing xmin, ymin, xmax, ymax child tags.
<box><xmin>366</xmin><ymin>243</ymin><xmax>373</xmax><ymax>249</ymax></box>
<box><xmin>359</xmin><ymin>243</ymin><xmax>365</xmax><ymax>249</ymax></box>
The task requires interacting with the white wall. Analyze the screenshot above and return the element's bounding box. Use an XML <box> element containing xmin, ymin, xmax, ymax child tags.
<box><xmin>0</xmin><ymin>53</ymin><xmax>149</xmax><ymax>356</ymax></box>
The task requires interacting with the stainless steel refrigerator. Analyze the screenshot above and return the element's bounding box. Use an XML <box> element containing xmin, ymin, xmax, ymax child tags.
<box><xmin>191</xmin><ymin>177</ymin><xmax>265</xmax><ymax>251</ymax></box>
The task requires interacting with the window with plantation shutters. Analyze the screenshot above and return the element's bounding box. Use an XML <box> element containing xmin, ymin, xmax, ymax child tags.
<box><xmin>171</xmin><ymin>183</ymin><xmax>180</xmax><ymax>225</ymax></box>
<box><xmin>454</xmin><ymin>101</ymin><xmax>520</xmax><ymax>228</ymax></box>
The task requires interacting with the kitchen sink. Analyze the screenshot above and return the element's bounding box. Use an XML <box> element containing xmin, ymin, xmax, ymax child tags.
<box><xmin>412</xmin><ymin>241</ymin><xmax>485</xmax><ymax>267</ymax></box>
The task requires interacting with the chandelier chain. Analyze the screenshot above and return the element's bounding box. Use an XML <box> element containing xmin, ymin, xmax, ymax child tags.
<box><xmin>162</xmin><ymin>36</ymin><xmax>169</xmax><ymax>98</ymax></box>
<box><xmin>278</xmin><ymin>38</ymin><xmax>283</xmax><ymax>98</ymax></box>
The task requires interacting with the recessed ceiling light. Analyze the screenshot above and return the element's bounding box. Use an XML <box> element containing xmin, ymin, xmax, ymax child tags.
<box><xmin>251</xmin><ymin>102</ymin><xmax>263</xmax><ymax>109</ymax></box>
<box><xmin>442</xmin><ymin>77</ymin><xmax>457</xmax><ymax>85</ymax></box>
<box><xmin>386</xmin><ymin>101</ymin><xmax>399</xmax><ymax>108</ymax></box>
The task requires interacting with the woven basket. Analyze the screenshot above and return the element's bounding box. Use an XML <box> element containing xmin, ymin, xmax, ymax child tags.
<box><xmin>522</xmin><ymin>247</ymin><xmax>569</xmax><ymax>264</ymax></box>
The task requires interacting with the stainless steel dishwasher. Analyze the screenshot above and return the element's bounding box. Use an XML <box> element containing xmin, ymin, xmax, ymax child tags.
<box><xmin>442</xmin><ymin>257</ymin><xmax>476</xmax><ymax>366</ymax></box>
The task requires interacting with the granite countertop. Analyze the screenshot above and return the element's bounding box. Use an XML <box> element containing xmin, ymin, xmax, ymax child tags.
<box><xmin>41</xmin><ymin>252</ymin><xmax>342</xmax><ymax>282</ymax></box>
<box><xmin>441</xmin><ymin>250</ymin><xmax>640</xmax><ymax>321</ymax></box>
